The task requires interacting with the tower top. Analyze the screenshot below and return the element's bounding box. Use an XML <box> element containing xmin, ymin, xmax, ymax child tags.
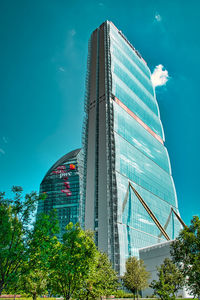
<box><xmin>92</xmin><ymin>20</ymin><xmax>147</xmax><ymax>65</ymax></box>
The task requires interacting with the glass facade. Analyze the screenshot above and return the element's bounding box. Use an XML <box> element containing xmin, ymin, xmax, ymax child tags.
<box><xmin>37</xmin><ymin>149</ymin><xmax>83</xmax><ymax>240</ymax></box>
<box><xmin>83</xmin><ymin>21</ymin><xmax>182</xmax><ymax>274</ymax></box>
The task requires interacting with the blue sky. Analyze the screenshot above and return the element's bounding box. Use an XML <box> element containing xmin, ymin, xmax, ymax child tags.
<box><xmin>0</xmin><ymin>0</ymin><xmax>199</xmax><ymax>225</ymax></box>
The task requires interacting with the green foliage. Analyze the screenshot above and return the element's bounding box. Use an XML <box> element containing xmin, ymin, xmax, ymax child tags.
<box><xmin>18</xmin><ymin>211</ymin><xmax>59</xmax><ymax>300</ymax></box>
<box><xmin>170</xmin><ymin>216</ymin><xmax>200</xmax><ymax>298</ymax></box>
<box><xmin>0</xmin><ymin>298</ymin><xmax>56</xmax><ymax>300</ymax></box>
<box><xmin>123</xmin><ymin>256</ymin><xmax>150</xmax><ymax>299</ymax></box>
<box><xmin>27</xmin><ymin>210</ymin><xmax>59</xmax><ymax>271</ymax></box>
<box><xmin>0</xmin><ymin>187</ymin><xmax>41</xmax><ymax>295</ymax></box>
<box><xmin>49</xmin><ymin>222</ymin><xmax>98</xmax><ymax>300</ymax></box>
<box><xmin>150</xmin><ymin>258</ymin><xmax>184</xmax><ymax>300</ymax></box>
<box><xmin>18</xmin><ymin>270</ymin><xmax>48</xmax><ymax>300</ymax></box>
<box><xmin>76</xmin><ymin>252</ymin><xmax>119</xmax><ymax>299</ymax></box>
<box><xmin>114</xmin><ymin>289</ymin><xmax>135</xmax><ymax>298</ymax></box>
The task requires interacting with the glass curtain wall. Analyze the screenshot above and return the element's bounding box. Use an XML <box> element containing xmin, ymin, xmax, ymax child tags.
<box><xmin>83</xmin><ymin>21</ymin><xmax>182</xmax><ymax>275</ymax></box>
<box><xmin>108</xmin><ymin>23</ymin><xmax>182</xmax><ymax>273</ymax></box>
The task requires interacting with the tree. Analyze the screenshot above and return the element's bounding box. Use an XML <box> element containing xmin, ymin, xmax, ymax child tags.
<box><xmin>76</xmin><ymin>252</ymin><xmax>119</xmax><ymax>299</ymax></box>
<box><xmin>27</xmin><ymin>210</ymin><xmax>59</xmax><ymax>271</ymax></box>
<box><xmin>18</xmin><ymin>211</ymin><xmax>59</xmax><ymax>300</ymax></box>
<box><xmin>0</xmin><ymin>187</ymin><xmax>41</xmax><ymax>295</ymax></box>
<box><xmin>122</xmin><ymin>256</ymin><xmax>150</xmax><ymax>299</ymax></box>
<box><xmin>170</xmin><ymin>215</ymin><xmax>200</xmax><ymax>298</ymax></box>
<box><xmin>18</xmin><ymin>270</ymin><xmax>48</xmax><ymax>300</ymax></box>
<box><xmin>49</xmin><ymin>222</ymin><xmax>98</xmax><ymax>300</ymax></box>
<box><xmin>150</xmin><ymin>258</ymin><xmax>184</xmax><ymax>300</ymax></box>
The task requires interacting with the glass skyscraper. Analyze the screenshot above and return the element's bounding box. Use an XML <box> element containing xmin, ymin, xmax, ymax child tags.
<box><xmin>82</xmin><ymin>21</ymin><xmax>182</xmax><ymax>274</ymax></box>
<box><xmin>37</xmin><ymin>149</ymin><xmax>83</xmax><ymax>240</ymax></box>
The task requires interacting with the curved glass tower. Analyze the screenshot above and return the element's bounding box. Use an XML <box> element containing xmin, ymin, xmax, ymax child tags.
<box><xmin>83</xmin><ymin>21</ymin><xmax>182</xmax><ymax>274</ymax></box>
<box><xmin>37</xmin><ymin>149</ymin><xmax>83</xmax><ymax>240</ymax></box>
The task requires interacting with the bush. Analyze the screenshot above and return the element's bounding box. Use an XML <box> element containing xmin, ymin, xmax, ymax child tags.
<box><xmin>113</xmin><ymin>290</ymin><xmax>135</xmax><ymax>298</ymax></box>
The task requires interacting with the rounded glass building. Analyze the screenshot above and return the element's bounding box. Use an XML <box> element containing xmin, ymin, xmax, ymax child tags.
<box><xmin>37</xmin><ymin>149</ymin><xmax>83</xmax><ymax>240</ymax></box>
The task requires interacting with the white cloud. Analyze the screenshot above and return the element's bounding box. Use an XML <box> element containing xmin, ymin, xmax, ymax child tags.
<box><xmin>151</xmin><ymin>64</ymin><xmax>169</xmax><ymax>87</ymax></box>
<box><xmin>65</xmin><ymin>29</ymin><xmax>76</xmax><ymax>55</ymax></box>
<box><xmin>155</xmin><ymin>13</ymin><xmax>162</xmax><ymax>22</ymax></box>
<box><xmin>69</xmin><ymin>29</ymin><xmax>76</xmax><ymax>37</ymax></box>
<box><xmin>0</xmin><ymin>148</ymin><xmax>5</xmax><ymax>155</ymax></box>
<box><xmin>59</xmin><ymin>67</ymin><xmax>65</xmax><ymax>72</ymax></box>
<box><xmin>2</xmin><ymin>136</ymin><xmax>8</xmax><ymax>143</ymax></box>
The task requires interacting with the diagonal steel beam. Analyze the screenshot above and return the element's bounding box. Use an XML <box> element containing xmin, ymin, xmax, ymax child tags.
<box><xmin>122</xmin><ymin>184</ymin><xmax>130</xmax><ymax>213</ymax></box>
<box><xmin>171</xmin><ymin>207</ymin><xmax>187</xmax><ymax>228</ymax></box>
<box><xmin>129</xmin><ymin>182</ymin><xmax>170</xmax><ymax>241</ymax></box>
<box><xmin>158</xmin><ymin>207</ymin><xmax>187</xmax><ymax>239</ymax></box>
<box><xmin>158</xmin><ymin>209</ymin><xmax>172</xmax><ymax>238</ymax></box>
<box><xmin>120</xmin><ymin>182</ymin><xmax>187</xmax><ymax>241</ymax></box>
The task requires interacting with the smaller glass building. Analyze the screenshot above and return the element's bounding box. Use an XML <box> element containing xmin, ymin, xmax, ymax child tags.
<box><xmin>37</xmin><ymin>148</ymin><xmax>83</xmax><ymax>240</ymax></box>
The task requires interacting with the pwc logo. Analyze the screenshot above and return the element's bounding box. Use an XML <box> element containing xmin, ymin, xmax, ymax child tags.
<box><xmin>50</xmin><ymin>163</ymin><xmax>77</xmax><ymax>198</ymax></box>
